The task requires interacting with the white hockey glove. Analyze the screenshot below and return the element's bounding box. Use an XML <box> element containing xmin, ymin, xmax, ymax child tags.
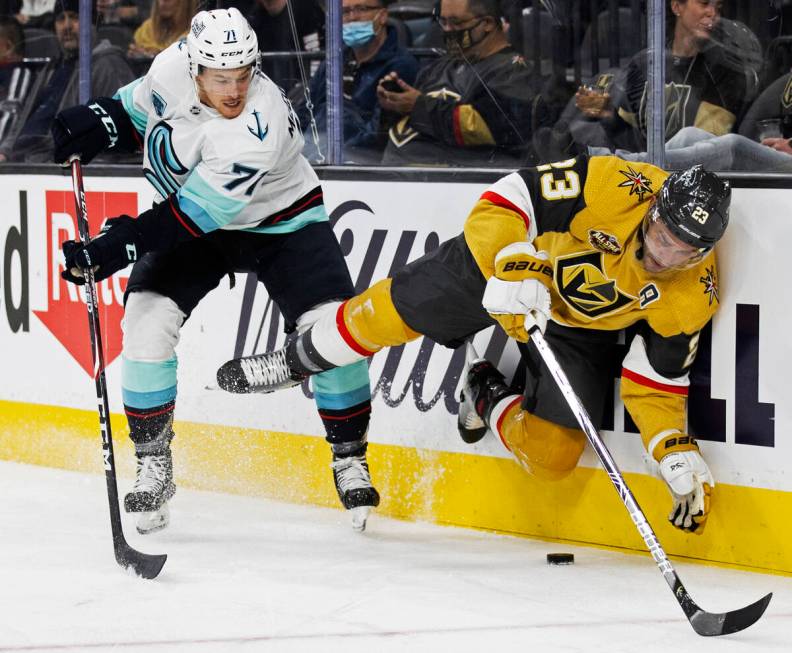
<box><xmin>647</xmin><ymin>431</ymin><xmax>714</xmax><ymax>534</ymax></box>
<box><xmin>482</xmin><ymin>241</ymin><xmax>552</xmax><ymax>342</ymax></box>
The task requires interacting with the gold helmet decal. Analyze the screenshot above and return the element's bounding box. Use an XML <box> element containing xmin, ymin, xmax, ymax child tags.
<box><xmin>618</xmin><ymin>165</ymin><xmax>654</xmax><ymax>201</ymax></box>
<box><xmin>556</xmin><ymin>251</ymin><xmax>635</xmax><ymax>318</ymax></box>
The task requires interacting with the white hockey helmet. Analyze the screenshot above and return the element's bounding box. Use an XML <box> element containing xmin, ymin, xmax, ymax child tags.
<box><xmin>187</xmin><ymin>7</ymin><xmax>259</xmax><ymax>78</ymax></box>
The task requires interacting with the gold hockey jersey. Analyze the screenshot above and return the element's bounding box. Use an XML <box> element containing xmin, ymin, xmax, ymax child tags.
<box><xmin>463</xmin><ymin>155</ymin><xmax>721</xmax><ymax>448</ymax></box>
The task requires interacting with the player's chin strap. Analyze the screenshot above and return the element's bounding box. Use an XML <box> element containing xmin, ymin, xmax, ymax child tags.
<box><xmin>285</xmin><ymin>0</ymin><xmax>323</xmax><ymax>163</ymax></box>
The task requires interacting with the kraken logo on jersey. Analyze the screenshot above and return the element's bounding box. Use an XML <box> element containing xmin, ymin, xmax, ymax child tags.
<box><xmin>617</xmin><ymin>166</ymin><xmax>653</xmax><ymax>201</ymax></box>
<box><xmin>783</xmin><ymin>76</ymin><xmax>792</xmax><ymax>110</ymax></box>
<box><xmin>144</xmin><ymin>121</ymin><xmax>189</xmax><ymax>198</ymax></box>
<box><xmin>699</xmin><ymin>265</ymin><xmax>719</xmax><ymax>306</ymax></box>
<box><xmin>247</xmin><ymin>110</ymin><xmax>269</xmax><ymax>141</ymax></box>
<box><xmin>588</xmin><ymin>229</ymin><xmax>622</xmax><ymax>254</ymax></box>
<box><xmin>555</xmin><ymin>251</ymin><xmax>635</xmax><ymax>318</ymax></box>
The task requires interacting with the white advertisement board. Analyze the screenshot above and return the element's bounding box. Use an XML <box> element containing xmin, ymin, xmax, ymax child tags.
<box><xmin>1</xmin><ymin>172</ymin><xmax>789</xmax><ymax>491</ymax></box>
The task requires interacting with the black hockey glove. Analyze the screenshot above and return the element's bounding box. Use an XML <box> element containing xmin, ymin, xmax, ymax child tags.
<box><xmin>61</xmin><ymin>216</ymin><xmax>141</xmax><ymax>285</ymax></box>
<box><xmin>52</xmin><ymin>98</ymin><xmax>136</xmax><ymax>164</ymax></box>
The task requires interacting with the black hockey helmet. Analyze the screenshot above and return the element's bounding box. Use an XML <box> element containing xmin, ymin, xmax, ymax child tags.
<box><xmin>655</xmin><ymin>165</ymin><xmax>731</xmax><ymax>251</ymax></box>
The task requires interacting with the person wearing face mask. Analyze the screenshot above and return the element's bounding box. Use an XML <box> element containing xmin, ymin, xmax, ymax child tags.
<box><xmin>377</xmin><ymin>0</ymin><xmax>556</xmax><ymax>167</ymax></box>
<box><xmin>297</xmin><ymin>0</ymin><xmax>417</xmax><ymax>164</ymax></box>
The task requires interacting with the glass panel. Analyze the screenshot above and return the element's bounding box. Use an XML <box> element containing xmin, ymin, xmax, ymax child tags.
<box><xmin>661</xmin><ymin>0</ymin><xmax>792</xmax><ymax>173</ymax></box>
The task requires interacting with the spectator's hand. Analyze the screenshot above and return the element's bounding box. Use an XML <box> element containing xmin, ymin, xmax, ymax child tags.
<box><xmin>575</xmin><ymin>85</ymin><xmax>612</xmax><ymax>119</ymax></box>
<box><xmin>377</xmin><ymin>73</ymin><xmax>420</xmax><ymax>115</ymax></box>
<box><xmin>0</xmin><ymin>153</ymin><xmax>8</xmax><ymax>163</ymax></box>
<box><xmin>762</xmin><ymin>137</ymin><xmax>792</xmax><ymax>155</ymax></box>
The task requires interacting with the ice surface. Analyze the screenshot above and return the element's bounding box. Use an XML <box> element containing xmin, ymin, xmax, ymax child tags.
<box><xmin>1</xmin><ymin>461</ymin><xmax>790</xmax><ymax>653</ymax></box>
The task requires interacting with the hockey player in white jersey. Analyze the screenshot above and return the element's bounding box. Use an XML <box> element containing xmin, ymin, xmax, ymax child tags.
<box><xmin>54</xmin><ymin>8</ymin><xmax>379</xmax><ymax>533</ymax></box>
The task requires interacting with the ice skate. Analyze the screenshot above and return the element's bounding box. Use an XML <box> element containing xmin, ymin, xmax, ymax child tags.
<box><xmin>457</xmin><ymin>342</ymin><xmax>513</xmax><ymax>444</ymax></box>
<box><xmin>124</xmin><ymin>449</ymin><xmax>176</xmax><ymax>534</ymax></box>
<box><xmin>332</xmin><ymin>448</ymin><xmax>380</xmax><ymax>532</ymax></box>
<box><xmin>135</xmin><ymin>503</ymin><xmax>171</xmax><ymax>535</ymax></box>
<box><xmin>217</xmin><ymin>348</ymin><xmax>308</xmax><ymax>394</ymax></box>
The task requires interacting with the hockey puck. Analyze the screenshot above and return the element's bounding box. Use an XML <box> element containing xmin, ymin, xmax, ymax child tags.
<box><xmin>546</xmin><ymin>553</ymin><xmax>574</xmax><ymax>565</ymax></box>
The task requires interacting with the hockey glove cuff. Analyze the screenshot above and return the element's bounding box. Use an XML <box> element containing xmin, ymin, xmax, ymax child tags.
<box><xmin>61</xmin><ymin>216</ymin><xmax>141</xmax><ymax>285</ymax></box>
<box><xmin>53</xmin><ymin>97</ymin><xmax>138</xmax><ymax>164</ymax></box>
<box><xmin>648</xmin><ymin>430</ymin><xmax>714</xmax><ymax>534</ymax></box>
<box><xmin>483</xmin><ymin>242</ymin><xmax>552</xmax><ymax>342</ymax></box>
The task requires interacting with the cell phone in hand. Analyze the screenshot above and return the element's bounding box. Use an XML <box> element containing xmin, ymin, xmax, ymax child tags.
<box><xmin>382</xmin><ymin>79</ymin><xmax>402</xmax><ymax>93</ymax></box>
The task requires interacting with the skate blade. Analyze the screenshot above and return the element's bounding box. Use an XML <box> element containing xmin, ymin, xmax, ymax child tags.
<box><xmin>350</xmin><ymin>506</ymin><xmax>371</xmax><ymax>532</ymax></box>
<box><xmin>136</xmin><ymin>503</ymin><xmax>170</xmax><ymax>535</ymax></box>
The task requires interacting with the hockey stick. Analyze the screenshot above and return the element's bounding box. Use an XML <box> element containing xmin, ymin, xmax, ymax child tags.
<box><xmin>69</xmin><ymin>158</ymin><xmax>167</xmax><ymax>579</ymax></box>
<box><xmin>528</xmin><ymin>328</ymin><xmax>771</xmax><ymax>636</ymax></box>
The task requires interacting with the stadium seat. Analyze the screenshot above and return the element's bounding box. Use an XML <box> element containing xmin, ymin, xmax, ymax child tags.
<box><xmin>580</xmin><ymin>7</ymin><xmax>644</xmax><ymax>77</ymax></box>
<box><xmin>23</xmin><ymin>28</ymin><xmax>60</xmax><ymax>60</ymax></box>
<box><xmin>97</xmin><ymin>25</ymin><xmax>134</xmax><ymax>51</ymax></box>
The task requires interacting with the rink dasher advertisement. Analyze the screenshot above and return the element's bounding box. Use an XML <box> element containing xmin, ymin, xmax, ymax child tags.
<box><xmin>1</xmin><ymin>171</ymin><xmax>790</xmax><ymax>572</ymax></box>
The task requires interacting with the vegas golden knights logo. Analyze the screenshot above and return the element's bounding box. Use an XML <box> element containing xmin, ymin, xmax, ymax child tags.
<box><xmin>783</xmin><ymin>76</ymin><xmax>792</xmax><ymax>110</ymax></box>
<box><xmin>555</xmin><ymin>251</ymin><xmax>635</xmax><ymax>318</ymax></box>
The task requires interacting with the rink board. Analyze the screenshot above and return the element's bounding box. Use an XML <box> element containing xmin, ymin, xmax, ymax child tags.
<box><xmin>1</xmin><ymin>169</ymin><xmax>791</xmax><ymax>574</ymax></box>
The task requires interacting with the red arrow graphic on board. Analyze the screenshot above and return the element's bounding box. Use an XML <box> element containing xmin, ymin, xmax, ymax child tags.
<box><xmin>33</xmin><ymin>190</ymin><xmax>138</xmax><ymax>376</ymax></box>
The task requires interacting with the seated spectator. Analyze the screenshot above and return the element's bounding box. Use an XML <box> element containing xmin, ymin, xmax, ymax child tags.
<box><xmin>16</xmin><ymin>0</ymin><xmax>55</xmax><ymax>29</ymax></box>
<box><xmin>299</xmin><ymin>0</ymin><xmax>418</xmax><ymax>163</ymax></box>
<box><xmin>380</xmin><ymin>0</ymin><xmax>556</xmax><ymax>167</ymax></box>
<box><xmin>247</xmin><ymin>0</ymin><xmax>324</xmax><ymax>91</ymax></box>
<box><xmin>128</xmin><ymin>0</ymin><xmax>195</xmax><ymax>59</ymax></box>
<box><xmin>0</xmin><ymin>0</ymin><xmax>136</xmax><ymax>162</ymax></box>
<box><xmin>0</xmin><ymin>16</ymin><xmax>25</xmax><ymax>97</ymax></box>
<box><xmin>580</xmin><ymin>72</ymin><xmax>792</xmax><ymax>172</ymax></box>
<box><xmin>738</xmin><ymin>69</ymin><xmax>792</xmax><ymax>155</ymax></box>
<box><xmin>574</xmin><ymin>0</ymin><xmax>748</xmax><ymax>152</ymax></box>
<box><xmin>0</xmin><ymin>15</ymin><xmax>27</xmax><ymax>141</ymax></box>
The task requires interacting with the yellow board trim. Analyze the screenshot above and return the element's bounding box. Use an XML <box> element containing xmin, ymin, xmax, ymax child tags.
<box><xmin>2</xmin><ymin>400</ymin><xmax>790</xmax><ymax>575</ymax></box>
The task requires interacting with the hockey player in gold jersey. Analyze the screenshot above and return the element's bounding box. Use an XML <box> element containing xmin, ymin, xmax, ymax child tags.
<box><xmin>217</xmin><ymin>155</ymin><xmax>730</xmax><ymax>534</ymax></box>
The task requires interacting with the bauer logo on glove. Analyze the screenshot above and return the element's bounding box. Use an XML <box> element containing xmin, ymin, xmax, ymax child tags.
<box><xmin>647</xmin><ymin>429</ymin><xmax>714</xmax><ymax>534</ymax></box>
<box><xmin>482</xmin><ymin>241</ymin><xmax>553</xmax><ymax>342</ymax></box>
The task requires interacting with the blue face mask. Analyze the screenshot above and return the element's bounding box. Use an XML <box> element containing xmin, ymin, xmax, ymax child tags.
<box><xmin>342</xmin><ymin>20</ymin><xmax>377</xmax><ymax>48</ymax></box>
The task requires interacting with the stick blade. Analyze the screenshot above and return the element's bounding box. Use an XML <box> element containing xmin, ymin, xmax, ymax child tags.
<box><xmin>116</xmin><ymin>544</ymin><xmax>167</xmax><ymax>580</ymax></box>
<box><xmin>689</xmin><ymin>592</ymin><xmax>772</xmax><ymax>637</ymax></box>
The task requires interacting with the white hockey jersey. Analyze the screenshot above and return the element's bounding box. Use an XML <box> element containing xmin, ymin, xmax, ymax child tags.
<box><xmin>115</xmin><ymin>41</ymin><xmax>323</xmax><ymax>235</ymax></box>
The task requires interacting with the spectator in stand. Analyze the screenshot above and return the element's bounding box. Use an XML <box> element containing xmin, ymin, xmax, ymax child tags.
<box><xmin>16</xmin><ymin>0</ymin><xmax>55</xmax><ymax>29</ymax></box>
<box><xmin>299</xmin><ymin>0</ymin><xmax>418</xmax><ymax>163</ymax></box>
<box><xmin>576</xmin><ymin>71</ymin><xmax>792</xmax><ymax>172</ymax></box>
<box><xmin>0</xmin><ymin>0</ymin><xmax>135</xmax><ymax>162</ymax></box>
<box><xmin>0</xmin><ymin>15</ymin><xmax>24</xmax><ymax>67</ymax></box>
<box><xmin>128</xmin><ymin>0</ymin><xmax>195</xmax><ymax>59</ymax></box>
<box><xmin>575</xmin><ymin>0</ymin><xmax>747</xmax><ymax>152</ymax></box>
<box><xmin>738</xmin><ymin>70</ymin><xmax>792</xmax><ymax>156</ymax></box>
<box><xmin>246</xmin><ymin>0</ymin><xmax>324</xmax><ymax>91</ymax></box>
<box><xmin>0</xmin><ymin>15</ymin><xmax>25</xmax><ymax>111</ymax></box>
<box><xmin>379</xmin><ymin>0</ymin><xmax>555</xmax><ymax>167</ymax></box>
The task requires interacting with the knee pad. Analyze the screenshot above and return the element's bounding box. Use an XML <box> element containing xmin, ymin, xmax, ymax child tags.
<box><xmin>499</xmin><ymin>409</ymin><xmax>586</xmax><ymax>481</ymax></box>
<box><xmin>123</xmin><ymin>291</ymin><xmax>186</xmax><ymax>362</ymax></box>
